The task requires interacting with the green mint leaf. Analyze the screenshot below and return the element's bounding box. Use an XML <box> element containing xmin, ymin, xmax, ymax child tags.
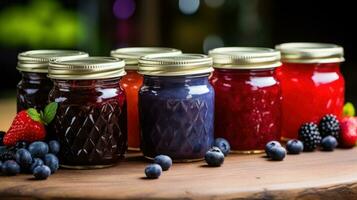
<box><xmin>343</xmin><ymin>102</ymin><xmax>355</xmax><ymax>117</ymax></box>
<box><xmin>27</xmin><ymin>108</ymin><xmax>42</xmax><ymax>122</ymax></box>
<box><xmin>42</xmin><ymin>102</ymin><xmax>58</xmax><ymax>125</ymax></box>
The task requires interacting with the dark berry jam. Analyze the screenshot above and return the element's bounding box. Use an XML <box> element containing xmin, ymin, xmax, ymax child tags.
<box><xmin>49</xmin><ymin>78</ymin><xmax>127</xmax><ymax>168</ymax></box>
<box><xmin>17</xmin><ymin>72</ymin><xmax>52</xmax><ymax>112</ymax></box>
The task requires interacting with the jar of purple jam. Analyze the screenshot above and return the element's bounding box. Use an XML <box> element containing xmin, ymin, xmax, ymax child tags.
<box><xmin>16</xmin><ymin>50</ymin><xmax>88</xmax><ymax>112</ymax></box>
<box><xmin>48</xmin><ymin>57</ymin><xmax>127</xmax><ymax>169</ymax></box>
<box><xmin>138</xmin><ymin>54</ymin><xmax>214</xmax><ymax>162</ymax></box>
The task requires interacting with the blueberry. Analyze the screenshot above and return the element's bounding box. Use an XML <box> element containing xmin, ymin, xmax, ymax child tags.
<box><xmin>205</xmin><ymin>147</ymin><xmax>224</xmax><ymax>167</ymax></box>
<box><xmin>1</xmin><ymin>160</ymin><xmax>20</xmax><ymax>175</ymax></box>
<box><xmin>33</xmin><ymin>165</ymin><xmax>51</xmax><ymax>180</ymax></box>
<box><xmin>28</xmin><ymin>141</ymin><xmax>49</xmax><ymax>158</ymax></box>
<box><xmin>321</xmin><ymin>136</ymin><xmax>338</xmax><ymax>151</ymax></box>
<box><xmin>48</xmin><ymin>140</ymin><xmax>60</xmax><ymax>155</ymax></box>
<box><xmin>145</xmin><ymin>164</ymin><xmax>162</xmax><ymax>179</ymax></box>
<box><xmin>0</xmin><ymin>161</ymin><xmax>2</xmax><ymax>169</ymax></box>
<box><xmin>269</xmin><ymin>146</ymin><xmax>286</xmax><ymax>161</ymax></box>
<box><xmin>286</xmin><ymin>139</ymin><xmax>304</xmax><ymax>154</ymax></box>
<box><xmin>16</xmin><ymin>148</ymin><xmax>33</xmax><ymax>169</ymax></box>
<box><xmin>154</xmin><ymin>155</ymin><xmax>172</xmax><ymax>171</ymax></box>
<box><xmin>44</xmin><ymin>153</ymin><xmax>59</xmax><ymax>173</ymax></box>
<box><xmin>30</xmin><ymin>158</ymin><xmax>44</xmax><ymax>173</ymax></box>
<box><xmin>213</xmin><ymin>138</ymin><xmax>230</xmax><ymax>156</ymax></box>
<box><xmin>265</xmin><ymin>141</ymin><xmax>281</xmax><ymax>157</ymax></box>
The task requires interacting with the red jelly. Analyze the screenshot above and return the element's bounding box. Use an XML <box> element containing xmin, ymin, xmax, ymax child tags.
<box><xmin>276</xmin><ymin>43</ymin><xmax>345</xmax><ymax>140</ymax></box>
<box><xmin>209</xmin><ymin>47</ymin><xmax>282</xmax><ymax>153</ymax></box>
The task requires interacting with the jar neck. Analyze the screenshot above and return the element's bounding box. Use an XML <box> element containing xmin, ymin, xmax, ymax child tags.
<box><xmin>143</xmin><ymin>74</ymin><xmax>210</xmax><ymax>87</ymax></box>
<box><xmin>52</xmin><ymin>77</ymin><xmax>121</xmax><ymax>89</ymax></box>
<box><xmin>213</xmin><ymin>68</ymin><xmax>277</xmax><ymax>77</ymax></box>
<box><xmin>21</xmin><ymin>71</ymin><xmax>51</xmax><ymax>84</ymax></box>
<box><xmin>282</xmin><ymin>62</ymin><xmax>341</xmax><ymax>73</ymax></box>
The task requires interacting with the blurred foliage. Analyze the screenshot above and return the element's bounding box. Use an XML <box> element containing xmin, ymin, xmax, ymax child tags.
<box><xmin>0</xmin><ymin>0</ymin><xmax>84</xmax><ymax>48</ymax></box>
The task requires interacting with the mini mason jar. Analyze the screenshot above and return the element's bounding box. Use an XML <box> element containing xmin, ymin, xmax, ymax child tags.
<box><xmin>111</xmin><ymin>47</ymin><xmax>182</xmax><ymax>151</ymax></box>
<box><xmin>275</xmin><ymin>43</ymin><xmax>345</xmax><ymax>140</ymax></box>
<box><xmin>138</xmin><ymin>54</ymin><xmax>214</xmax><ymax>161</ymax></box>
<box><xmin>48</xmin><ymin>57</ymin><xmax>127</xmax><ymax>169</ymax></box>
<box><xmin>16</xmin><ymin>50</ymin><xmax>88</xmax><ymax>112</ymax></box>
<box><xmin>209</xmin><ymin>47</ymin><xmax>282</xmax><ymax>153</ymax></box>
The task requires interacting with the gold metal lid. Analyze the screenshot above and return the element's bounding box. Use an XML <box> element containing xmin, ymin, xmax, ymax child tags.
<box><xmin>17</xmin><ymin>50</ymin><xmax>89</xmax><ymax>73</ymax></box>
<box><xmin>209</xmin><ymin>47</ymin><xmax>281</xmax><ymax>69</ymax></box>
<box><xmin>275</xmin><ymin>43</ymin><xmax>344</xmax><ymax>63</ymax></box>
<box><xmin>110</xmin><ymin>47</ymin><xmax>182</xmax><ymax>70</ymax></box>
<box><xmin>48</xmin><ymin>57</ymin><xmax>126</xmax><ymax>80</ymax></box>
<box><xmin>138</xmin><ymin>54</ymin><xmax>213</xmax><ymax>76</ymax></box>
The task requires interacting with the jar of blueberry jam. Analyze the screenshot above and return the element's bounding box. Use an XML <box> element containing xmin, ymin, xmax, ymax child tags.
<box><xmin>16</xmin><ymin>50</ymin><xmax>88</xmax><ymax>112</ymax></box>
<box><xmin>138</xmin><ymin>54</ymin><xmax>214</xmax><ymax>161</ymax></box>
<box><xmin>48</xmin><ymin>57</ymin><xmax>127</xmax><ymax>169</ymax></box>
<box><xmin>275</xmin><ymin>43</ymin><xmax>345</xmax><ymax>140</ymax></box>
<box><xmin>111</xmin><ymin>47</ymin><xmax>182</xmax><ymax>151</ymax></box>
<box><xmin>209</xmin><ymin>47</ymin><xmax>282</xmax><ymax>153</ymax></box>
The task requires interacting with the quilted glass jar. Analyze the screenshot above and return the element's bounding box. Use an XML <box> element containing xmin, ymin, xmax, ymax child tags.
<box><xmin>138</xmin><ymin>54</ymin><xmax>214</xmax><ymax>161</ymax></box>
<box><xmin>111</xmin><ymin>47</ymin><xmax>182</xmax><ymax>151</ymax></box>
<box><xmin>209</xmin><ymin>47</ymin><xmax>282</xmax><ymax>153</ymax></box>
<box><xmin>48</xmin><ymin>57</ymin><xmax>127</xmax><ymax>169</ymax></box>
<box><xmin>276</xmin><ymin>43</ymin><xmax>345</xmax><ymax>140</ymax></box>
<box><xmin>16</xmin><ymin>50</ymin><xmax>88</xmax><ymax>112</ymax></box>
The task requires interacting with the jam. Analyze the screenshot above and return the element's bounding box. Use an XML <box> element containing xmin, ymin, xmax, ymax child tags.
<box><xmin>138</xmin><ymin>54</ymin><xmax>214</xmax><ymax>161</ymax></box>
<box><xmin>48</xmin><ymin>57</ymin><xmax>127</xmax><ymax>169</ymax></box>
<box><xmin>276</xmin><ymin>43</ymin><xmax>345</xmax><ymax>140</ymax></box>
<box><xmin>209</xmin><ymin>47</ymin><xmax>282</xmax><ymax>153</ymax></box>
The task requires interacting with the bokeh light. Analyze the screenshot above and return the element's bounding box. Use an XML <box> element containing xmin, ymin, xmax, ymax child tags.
<box><xmin>113</xmin><ymin>0</ymin><xmax>136</xmax><ymax>20</ymax></box>
<box><xmin>203</xmin><ymin>35</ymin><xmax>224</xmax><ymax>54</ymax></box>
<box><xmin>179</xmin><ymin>0</ymin><xmax>200</xmax><ymax>15</ymax></box>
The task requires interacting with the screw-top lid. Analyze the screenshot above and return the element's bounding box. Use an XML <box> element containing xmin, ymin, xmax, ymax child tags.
<box><xmin>110</xmin><ymin>47</ymin><xmax>182</xmax><ymax>70</ymax></box>
<box><xmin>17</xmin><ymin>50</ymin><xmax>89</xmax><ymax>73</ymax></box>
<box><xmin>209</xmin><ymin>47</ymin><xmax>281</xmax><ymax>69</ymax></box>
<box><xmin>48</xmin><ymin>57</ymin><xmax>126</xmax><ymax>80</ymax></box>
<box><xmin>275</xmin><ymin>43</ymin><xmax>344</xmax><ymax>63</ymax></box>
<box><xmin>138</xmin><ymin>54</ymin><xmax>213</xmax><ymax>76</ymax></box>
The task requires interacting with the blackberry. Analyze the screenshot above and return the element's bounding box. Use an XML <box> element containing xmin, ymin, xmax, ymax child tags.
<box><xmin>15</xmin><ymin>141</ymin><xmax>29</xmax><ymax>150</ymax></box>
<box><xmin>0</xmin><ymin>151</ymin><xmax>16</xmax><ymax>162</ymax></box>
<box><xmin>319</xmin><ymin>114</ymin><xmax>341</xmax><ymax>139</ymax></box>
<box><xmin>0</xmin><ymin>131</ymin><xmax>5</xmax><ymax>146</ymax></box>
<box><xmin>298</xmin><ymin>122</ymin><xmax>321</xmax><ymax>151</ymax></box>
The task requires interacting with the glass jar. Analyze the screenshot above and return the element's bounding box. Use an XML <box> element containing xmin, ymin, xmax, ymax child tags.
<box><xmin>275</xmin><ymin>43</ymin><xmax>345</xmax><ymax>140</ymax></box>
<box><xmin>111</xmin><ymin>47</ymin><xmax>182</xmax><ymax>150</ymax></box>
<box><xmin>209</xmin><ymin>47</ymin><xmax>282</xmax><ymax>153</ymax></box>
<box><xmin>16</xmin><ymin>50</ymin><xmax>88</xmax><ymax>112</ymax></box>
<box><xmin>138</xmin><ymin>54</ymin><xmax>214</xmax><ymax>161</ymax></box>
<box><xmin>48</xmin><ymin>57</ymin><xmax>127</xmax><ymax>169</ymax></box>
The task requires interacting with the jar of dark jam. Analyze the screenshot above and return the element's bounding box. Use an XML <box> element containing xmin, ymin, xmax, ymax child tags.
<box><xmin>209</xmin><ymin>47</ymin><xmax>282</xmax><ymax>154</ymax></box>
<box><xmin>111</xmin><ymin>47</ymin><xmax>182</xmax><ymax>151</ymax></box>
<box><xmin>48</xmin><ymin>57</ymin><xmax>127</xmax><ymax>169</ymax></box>
<box><xmin>138</xmin><ymin>54</ymin><xmax>214</xmax><ymax>161</ymax></box>
<box><xmin>16</xmin><ymin>50</ymin><xmax>88</xmax><ymax>112</ymax></box>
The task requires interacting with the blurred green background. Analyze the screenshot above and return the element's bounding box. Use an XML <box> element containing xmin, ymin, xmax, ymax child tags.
<box><xmin>0</xmin><ymin>0</ymin><xmax>356</xmax><ymax>103</ymax></box>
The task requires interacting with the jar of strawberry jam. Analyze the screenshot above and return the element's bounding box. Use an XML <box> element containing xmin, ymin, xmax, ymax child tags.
<box><xmin>111</xmin><ymin>47</ymin><xmax>182</xmax><ymax>151</ymax></box>
<box><xmin>16</xmin><ymin>50</ymin><xmax>88</xmax><ymax>112</ymax></box>
<box><xmin>275</xmin><ymin>43</ymin><xmax>345</xmax><ymax>140</ymax></box>
<box><xmin>138</xmin><ymin>54</ymin><xmax>214</xmax><ymax>161</ymax></box>
<box><xmin>48</xmin><ymin>57</ymin><xmax>127</xmax><ymax>169</ymax></box>
<box><xmin>209</xmin><ymin>47</ymin><xmax>282</xmax><ymax>153</ymax></box>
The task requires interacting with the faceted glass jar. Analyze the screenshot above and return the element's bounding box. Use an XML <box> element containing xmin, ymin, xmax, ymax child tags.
<box><xmin>210</xmin><ymin>68</ymin><xmax>282</xmax><ymax>153</ymax></box>
<box><xmin>17</xmin><ymin>72</ymin><xmax>52</xmax><ymax>112</ymax></box>
<box><xmin>139</xmin><ymin>74</ymin><xmax>214</xmax><ymax>161</ymax></box>
<box><xmin>277</xmin><ymin>62</ymin><xmax>345</xmax><ymax>140</ymax></box>
<box><xmin>49</xmin><ymin>78</ymin><xmax>127</xmax><ymax>169</ymax></box>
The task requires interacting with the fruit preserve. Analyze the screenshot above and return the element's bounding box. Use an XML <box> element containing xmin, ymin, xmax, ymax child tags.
<box><xmin>48</xmin><ymin>57</ymin><xmax>127</xmax><ymax>169</ymax></box>
<box><xmin>138</xmin><ymin>54</ymin><xmax>214</xmax><ymax>161</ymax></box>
<box><xmin>209</xmin><ymin>47</ymin><xmax>282</xmax><ymax>153</ymax></box>
<box><xmin>275</xmin><ymin>43</ymin><xmax>345</xmax><ymax>140</ymax></box>
<box><xmin>111</xmin><ymin>47</ymin><xmax>182</xmax><ymax>150</ymax></box>
<box><xmin>16</xmin><ymin>50</ymin><xmax>88</xmax><ymax>112</ymax></box>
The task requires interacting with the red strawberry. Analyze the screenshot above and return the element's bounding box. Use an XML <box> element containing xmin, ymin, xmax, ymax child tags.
<box><xmin>3</xmin><ymin>102</ymin><xmax>58</xmax><ymax>147</ymax></box>
<box><xmin>339</xmin><ymin>117</ymin><xmax>357</xmax><ymax>148</ymax></box>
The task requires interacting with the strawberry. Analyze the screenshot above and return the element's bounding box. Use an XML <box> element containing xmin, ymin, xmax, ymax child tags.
<box><xmin>3</xmin><ymin>102</ymin><xmax>58</xmax><ymax>147</ymax></box>
<box><xmin>339</xmin><ymin>117</ymin><xmax>357</xmax><ymax>148</ymax></box>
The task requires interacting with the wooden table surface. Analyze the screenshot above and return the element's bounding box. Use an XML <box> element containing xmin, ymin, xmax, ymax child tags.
<box><xmin>2</xmin><ymin>99</ymin><xmax>357</xmax><ymax>199</ymax></box>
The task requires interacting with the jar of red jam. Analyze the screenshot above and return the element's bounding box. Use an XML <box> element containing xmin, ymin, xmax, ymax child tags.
<box><xmin>275</xmin><ymin>43</ymin><xmax>345</xmax><ymax>140</ymax></box>
<box><xmin>209</xmin><ymin>47</ymin><xmax>282</xmax><ymax>153</ymax></box>
<box><xmin>138</xmin><ymin>54</ymin><xmax>214</xmax><ymax>161</ymax></box>
<box><xmin>16</xmin><ymin>50</ymin><xmax>88</xmax><ymax>112</ymax></box>
<box><xmin>111</xmin><ymin>47</ymin><xmax>182</xmax><ymax>151</ymax></box>
<box><xmin>48</xmin><ymin>57</ymin><xmax>127</xmax><ymax>169</ymax></box>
